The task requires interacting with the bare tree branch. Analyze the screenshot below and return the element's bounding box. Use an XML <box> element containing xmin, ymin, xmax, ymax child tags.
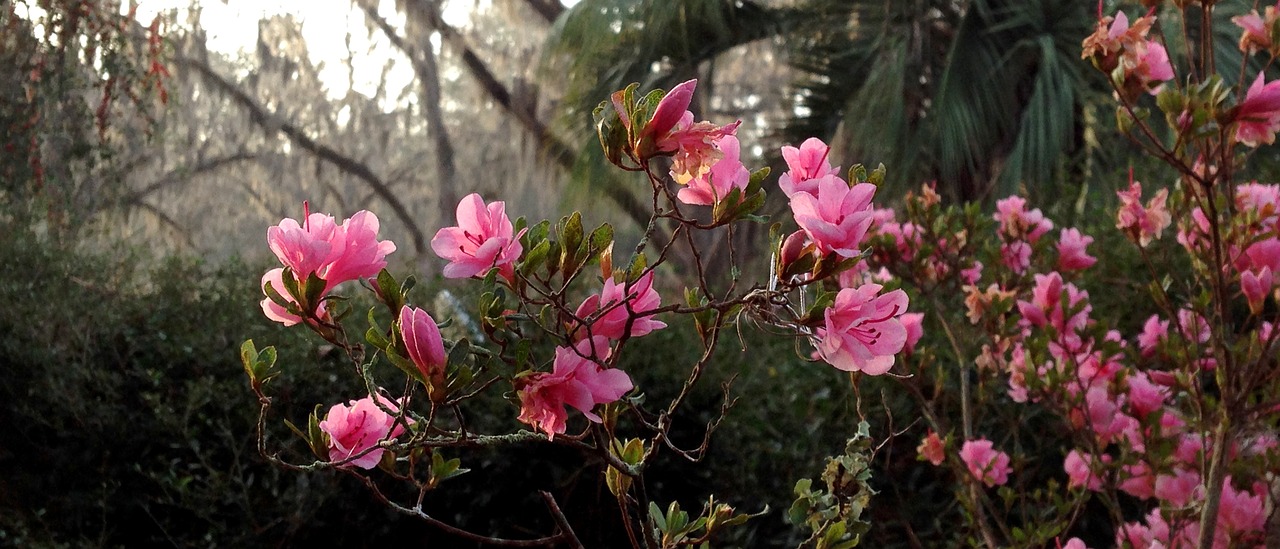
<box><xmin>178</xmin><ymin>55</ymin><xmax>429</xmax><ymax>255</ymax></box>
<box><xmin>404</xmin><ymin>0</ymin><xmax>654</xmax><ymax>231</ymax></box>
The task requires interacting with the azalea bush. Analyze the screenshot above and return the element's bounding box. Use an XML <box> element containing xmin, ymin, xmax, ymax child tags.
<box><xmin>244</xmin><ymin>2</ymin><xmax>1280</xmax><ymax>547</ymax></box>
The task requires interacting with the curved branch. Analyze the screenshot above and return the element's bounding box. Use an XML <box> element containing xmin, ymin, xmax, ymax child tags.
<box><xmin>177</xmin><ymin>55</ymin><xmax>429</xmax><ymax>255</ymax></box>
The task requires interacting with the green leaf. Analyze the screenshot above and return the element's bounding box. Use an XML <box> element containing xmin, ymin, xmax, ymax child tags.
<box><xmin>649</xmin><ymin>501</ymin><xmax>667</xmax><ymax>531</ymax></box>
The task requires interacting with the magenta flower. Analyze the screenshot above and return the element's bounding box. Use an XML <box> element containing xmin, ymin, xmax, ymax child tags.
<box><xmin>1241</xmin><ymin>266</ymin><xmax>1273</xmax><ymax>314</ymax></box>
<box><xmin>1126</xmin><ymin>371</ymin><xmax>1169</xmax><ymax>417</ymax></box>
<box><xmin>817</xmin><ymin>284</ymin><xmax>909</xmax><ymax>375</ymax></box>
<box><xmin>1235</xmin><ymin>73</ymin><xmax>1280</xmax><ymax>147</ymax></box>
<box><xmin>1056</xmin><ymin>228</ymin><xmax>1097</xmax><ymax>271</ymax></box>
<box><xmin>399</xmin><ymin>306</ymin><xmax>447</xmax><ymax>382</ymax></box>
<box><xmin>1118</xmin><ymin>461</ymin><xmax>1155</xmax><ymax>499</ymax></box>
<box><xmin>318</xmin><ymin>394</ymin><xmax>410</xmax><ymax>469</ymax></box>
<box><xmin>778</xmin><ymin>137</ymin><xmax>840</xmax><ymax>198</ymax></box>
<box><xmin>959</xmin><ymin>438</ymin><xmax>1012</xmax><ymax>488</ymax></box>
<box><xmin>573</xmin><ymin>271</ymin><xmax>667</xmax><ymax>340</ymax></box>
<box><xmin>790</xmin><ymin>177</ymin><xmax>878</xmax><ymax>258</ymax></box>
<box><xmin>1153</xmin><ymin>467</ymin><xmax>1200</xmax><ymax>507</ymax></box>
<box><xmin>676</xmin><ymin>135</ymin><xmax>750</xmax><ymax>206</ymax></box>
<box><xmin>517</xmin><ymin>336</ymin><xmax>633</xmax><ymax>439</ymax></box>
<box><xmin>431</xmin><ymin>193</ymin><xmax>526</xmax><ymax>282</ymax></box>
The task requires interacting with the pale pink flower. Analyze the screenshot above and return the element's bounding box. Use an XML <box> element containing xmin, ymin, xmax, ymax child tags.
<box><xmin>1116</xmin><ymin>180</ymin><xmax>1171</xmax><ymax>247</ymax></box>
<box><xmin>1000</xmin><ymin>241</ymin><xmax>1033</xmax><ymax>274</ymax></box>
<box><xmin>1056</xmin><ymin>228</ymin><xmax>1097</xmax><ymax>271</ymax></box>
<box><xmin>918</xmin><ymin>430</ymin><xmax>945</xmax><ymax>466</ymax></box>
<box><xmin>400</xmin><ymin>306</ymin><xmax>447</xmax><ymax>382</ymax></box>
<box><xmin>1235</xmin><ymin>73</ymin><xmax>1280</xmax><ymax>147</ymax></box>
<box><xmin>677</xmin><ymin>135</ymin><xmax>750</xmax><ymax>206</ymax></box>
<box><xmin>1064</xmin><ymin>449</ymin><xmax>1105</xmax><ymax>491</ymax></box>
<box><xmin>517</xmin><ymin>337</ymin><xmax>633</xmax><ymax>439</ymax></box>
<box><xmin>573</xmin><ymin>271</ymin><xmax>667</xmax><ymax>340</ymax></box>
<box><xmin>431</xmin><ymin>193</ymin><xmax>526</xmax><ymax>282</ymax></box>
<box><xmin>790</xmin><ymin>177</ymin><xmax>878</xmax><ymax>258</ymax></box>
<box><xmin>816</xmin><ymin>284</ymin><xmax>910</xmax><ymax>375</ymax></box>
<box><xmin>318</xmin><ymin>394</ymin><xmax>410</xmax><ymax>469</ymax></box>
<box><xmin>1177</xmin><ymin>308</ymin><xmax>1210</xmax><ymax>344</ymax></box>
<box><xmin>1133</xmin><ymin>41</ymin><xmax>1173</xmax><ymax>94</ymax></box>
<box><xmin>959</xmin><ymin>438</ymin><xmax>1012</xmax><ymax>488</ymax></box>
<box><xmin>1116</xmin><ymin>508</ymin><xmax>1179</xmax><ymax>549</ymax></box>
<box><xmin>778</xmin><ymin>137</ymin><xmax>840</xmax><ymax>198</ymax></box>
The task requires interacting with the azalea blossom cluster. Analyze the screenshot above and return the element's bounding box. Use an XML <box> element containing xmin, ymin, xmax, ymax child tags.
<box><xmin>1081</xmin><ymin>8</ymin><xmax>1173</xmax><ymax>100</ymax></box>
<box><xmin>894</xmin><ymin>181</ymin><xmax>1277</xmax><ymax>547</ymax></box>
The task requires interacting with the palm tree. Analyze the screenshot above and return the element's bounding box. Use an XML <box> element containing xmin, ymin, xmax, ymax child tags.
<box><xmin>544</xmin><ymin>0</ymin><xmax>1101</xmax><ymax>203</ymax></box>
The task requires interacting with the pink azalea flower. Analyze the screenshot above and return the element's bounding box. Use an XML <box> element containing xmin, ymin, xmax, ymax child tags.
<box><xmin>1177</xmin><ymin>308</ymin><xmax>1210</xmax><ymax>344</ymax></box>
<box><xmin>994</xmin><ymin>195</ymin><xmax>1054</xmax><ymax>243</ymax></box>
<box><xmin>790</xmin><ymin>177</ymin><xmax>878</xmax><ymax>258</ymax></box>
<box><xmin>917</xmin><ymin>430</ymin><xmax>945</xmax><ymax>466</ymax></box>
<box><xmin>431</xmin><ymin>193</ymin><xmax>526</xmax><ymax>282</ymax></box>
<box><xmin>1216</xmin><ymin>477</ymin><xmax>1267</xmax><ymax>540</ymax></box>
<box><xmin>961</xmin><ymin>261</ymin><xmax>983</xmax><ymax>285</ymax></box>
<box><xmin>262</xmin><ymin>207</ymin><xmax>396</xmax><ymax>326</ymax></box>
<box><xmin>321</xmin><ymin>210</ymin><xmax>397</xmax><ymax>289</ymax></box>
<box><xmin>1116</xmin><ymin>180</ymin><xmax>1171</xmax><ymax>247</ymax></box>
<box><xmin>399</xmin><ymin>306</ymin><xmax>447</xmax><ymax>382</ymax></box>
<box><xmin>1232</xmin><ymin>9</ymin><xmax>1273</xmax><ymax>53</ymax></box>
<box><xmin>1235</xmin><ymin>73</ymin><xmax>1280</xmax><ymax>147</ymax></box>
<box><xmin>1244</xmin><ymin>238</ymin><xmax>1280</xmax><ymax>273</ymax></box>
<box><xmin>1116</xmin><ymin>508</ymin><xmax>1179</xmax><ymax>549</ymax></box>
<box><xmin>658</xmin><ymin>111</ymin><xmax>741</xmax><ymax>184</ymax></box>
<box><xmin>1126</xmin><ymin>371</ymin><xmax>1170</xmax><ymax>417</ymax></box>
<box><xmin>1057</xmin><ymin>228</ymin><xmax>1097</xmax><ymax>271</ymax></box>
<box><xmin>959</xmin><ymin>438</ymin><xmax>1012</xmax><ymax>488</ymax></box>
<box><xmin>817</xmin><ymin>284</ymin><xmax>910</xmax><ymax>375</ymax></box>
<box><xmin>1154</xmin><ymin>467</ymin><xmax>1201</xmax><ymax>507</ymax></box>
<box><xmin>677</xmin><ymin>135</ymin><xmax>750</xmax><ymax>206</ymax></box>
<box><xmin>1000</xmin><ymin>240</ymin><xmax>1033</xmax><ymax>274</ymax></box>
<box><xmin>778</xmin><ymin>137</ymin><xmax>840</xmax><ymax>198</ymax></box>
<box><xmin>1241</xmin><ymin>266</ymin><xmax>1273</xmax><ymax>313</ymax></box>
<box><xmin>640</xmin><ymin>79</ymin><xmax>696</xmax><ymax>142</ymax></box>
<box><xmin>1137</xmin><ymin>314</ymin><xmax>1169</xmax><ymax>357</ymax></box>
<box><xmin>573</xmin><ymin>271</ymin><xmax>667</xmax><ymax>340</ymax></box>
<box><xmin>1059</xmin><ymin>538</ymin><xmax>1089</xmax><ymax>549</ymax></box>
<box><xmin>1064</xmin><ymin>449</ymin><xmax>1105</xmax><ymax>491</ymax></box>
<box><xmin>1133</xmin><ymin>40</ymin><xmax>1173</xmax><ymax>94</ymax></box>
<box><xmin>1118</xmin><ymin>461</ymin><xmax>1155</xmax><ymax>499</ymax></box>
<box><xmin>517</xmin><ymin>336</ymin><xmax>633</xmax><ymax>439</ymax></box>
<box><xmin>260</xmin><ymin>268</ymin><xmax>316</xmax><ymax>327</ymax></box>
<box><xmin>267</xmin><ymin>211</ymin><xmax>339</xmax><ymax>280</ymax></box>
<box><xmin>900</xmin><ymin>312</ymin><xmax>925</xmax><ymax>356</ymax></box>
<box><xmin>318</xmin><ymin>394</ymin><xmax>410</xmax><ymax>469</ymax></box>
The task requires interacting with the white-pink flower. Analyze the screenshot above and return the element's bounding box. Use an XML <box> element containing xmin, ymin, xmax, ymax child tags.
<box><xmin>676</xmin><ymin>134</ymin><xmax>750</xmax><ymax>206</ymax></box>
